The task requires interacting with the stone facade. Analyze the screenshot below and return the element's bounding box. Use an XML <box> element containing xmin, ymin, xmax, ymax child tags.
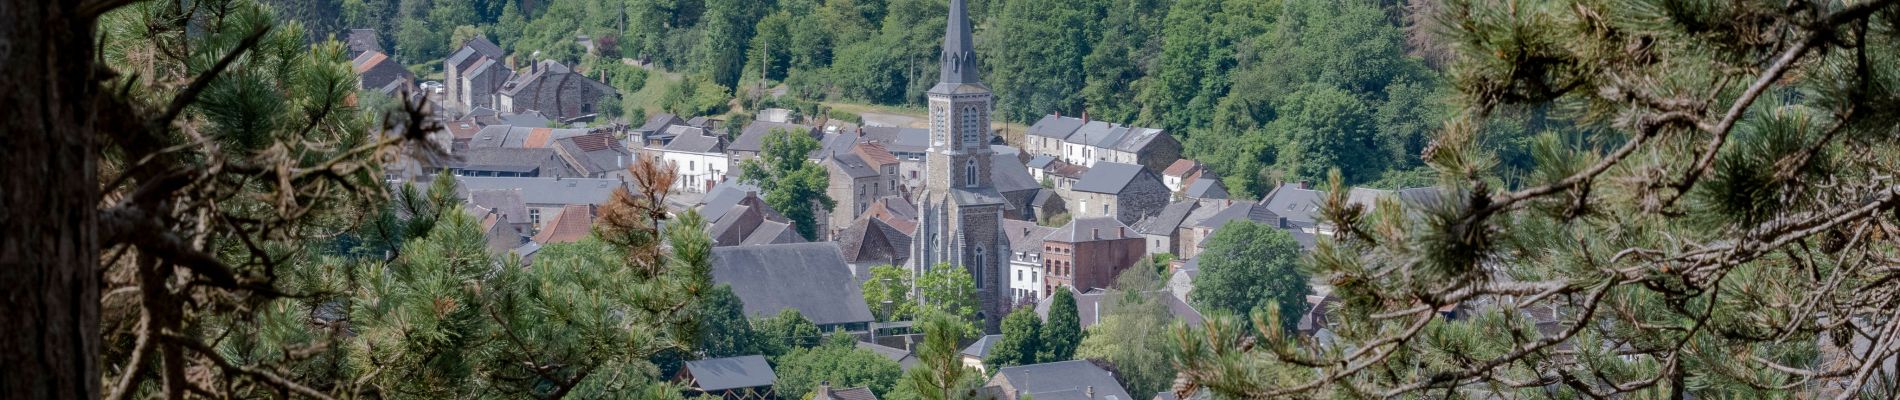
<box><xmin>1073</xmin><ymin>168</ymin><xmax>1171</xmax><ymax>225</ymax></box>
<box><xmin>445</xmin><ymin>37</ymin><xmax>507</xmax><ymax>115</ymax></box>
<box><xmin>498</xmin><ymin>60</ymin><xmax>617</xmax><ymax>122</ymax></box>
<box><xmin>910</xmin><ymin>0</ymin><xmax>1009</xmax><ymax>332</ymax></box>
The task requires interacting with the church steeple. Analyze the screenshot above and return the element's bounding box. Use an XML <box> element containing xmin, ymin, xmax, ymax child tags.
<box><xmin>939</xmin><ymin>0</ymin><xmax>981</xmax><ymax>85</ymax></box>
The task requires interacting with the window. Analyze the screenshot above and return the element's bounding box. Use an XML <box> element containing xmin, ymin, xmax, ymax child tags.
<box><xmin>973</xmin><ymin>247</ymin><xmax>985</xmax><ymax>288</ymax></box>
<box><xmin>1017</xmin><ymin>270</ymin><xmax>1022</xmax><ymax>280</ymax></box>
<box><xmin>688</xmin><ymin>160</ymin><xmax>695</xmax><ymax>171</ymax></box>
<box><xmin>529</xmin><ymin>209</ymin><xmax>542</xmax><ymax>226</ymax></box>
<box><xmin>965</xmin><ymin>159</ymin><xmax>978</xmax><ymax>187</ymax></box>
<box><xmin>1102</xmin><ymin>204</ymin><xmax>1110</xmax><ymax>215</ymax></box>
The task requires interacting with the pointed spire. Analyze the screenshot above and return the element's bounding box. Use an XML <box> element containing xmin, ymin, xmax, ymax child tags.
<box><xmin>939</xmin><ymin>0</ymin><xmax>981</xmax><ymax>85</ymax></box>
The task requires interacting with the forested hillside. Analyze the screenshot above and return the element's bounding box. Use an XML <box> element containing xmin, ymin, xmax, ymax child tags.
<box><xmin>267</xmin><ymin>0</ymin><xmax>1560</xmax><ymax>197</ymax></box>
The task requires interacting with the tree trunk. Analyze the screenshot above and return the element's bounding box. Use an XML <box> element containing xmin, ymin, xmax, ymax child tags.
<box><xmin>0</xmin><ymin>0</ymin><xmax>103</xmax><ymax>398</ymax></box>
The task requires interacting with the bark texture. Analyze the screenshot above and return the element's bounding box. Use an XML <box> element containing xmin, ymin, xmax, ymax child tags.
<box><xmin>0</xmin><ymin>0</ymin><xmax>103</xmax><ymax>398</ymax></box>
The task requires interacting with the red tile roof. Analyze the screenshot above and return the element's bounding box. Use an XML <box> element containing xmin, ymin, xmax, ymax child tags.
<box><xmin>568</xmin><ymin>132</ymin><xmax>619</xmax><ymax>152</ymax></box>
<box><xmin>1162</xmin><ymin>159</ymin><xmax>1200</xmax><ymax>177</ymax></box>
<box><xmin>523</xmin><ymin>128</ymin><xmax>555</xmax><ymax>148</ymax></box>
<box><xmin>530</xmin><ymin>204</ymin><xmax>596</xmax><ymax>244</ymax></box>
<box><xmin>852</xmin><ymin>142</ymin><xmax>900</xmax><ymax>167</ymax></box>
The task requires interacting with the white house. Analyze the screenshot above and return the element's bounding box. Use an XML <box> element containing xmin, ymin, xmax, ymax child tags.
<box><xmin>649</xmin><ymin>128</ymin><xmax>731</xmax><ymax>193</ymax></box>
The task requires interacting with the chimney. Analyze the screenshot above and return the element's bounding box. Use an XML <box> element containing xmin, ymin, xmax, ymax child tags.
<box><xmin>1081</xmin><ymin>110</ymin><xmax>1089</xmax><ymax>123</ymax></box>
<box><xmin>816</xmin><ymin>381</ymin><xmax>832</xmax><ymax>399</ymax></box>
<box><xmin>1055</xmin><ymin>110</ymin><xmax>1061</xmax><ymax>118</ymax></box>
<box><xmin>1118</xmin><ymin>226</ymin><xmax>1126</xmax><ymax>238</ymax></box>
<box><xmin>1087</xmin><ymin>386</ymin><xmax>1096</xmax><ymax>399</ymax></box>
<box><xmin>1298</xmin><ymin>180</ymin><xmax>1312</xmax><ymax>190</ymax></box>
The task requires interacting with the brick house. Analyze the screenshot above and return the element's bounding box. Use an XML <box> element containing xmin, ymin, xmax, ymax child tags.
<box><xmin>1041</xmin><ymin>217</ymin><xmax>1145</xmax><ymax>293</ymax></box>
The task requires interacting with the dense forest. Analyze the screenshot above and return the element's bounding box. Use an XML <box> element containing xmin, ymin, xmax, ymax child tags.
<box><xmin>263</xmin><ymin>0</ymin><xmax>1562</xmax><ymax>197</ymax></box>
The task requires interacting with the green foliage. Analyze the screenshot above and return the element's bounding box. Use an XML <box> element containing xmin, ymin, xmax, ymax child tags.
<box><xmin>737</xmin><ymin>128</ymin><xmax>835</xmax><ymax>239</ymax></box>
<box><xmin>696</xmin><ymin>285</ymin><xmax>762</xmax><ymax>358</ymax></box>
<box><xmin>1038</xmin><ymin>289</ymin><xmax>1081</xmax><ymax>363</ymax></box>
<box><xmin>662</xmin><ymin>74</ymin><xmax>733</xmax><ymax>117</ymax></box>
<box><xmin>755</xmin><ymin>309</ymin><xmax>824</xmax><ymax>358</ymax></box>
<box><xmin>1191</xmin><ymin>220</ymin><xmax>1308</xmax><ymax>333</ymax></box>
<box><xmin>915</xmin><ymin>263</ymin><xmax>980</xmax><ymax>328</ymax></box>
<box><xmin>861</xmin><ymin>265</ymin><xmax>916</xmax><ymax>322</ymax></box>
<box><xmin>895</xmin><ymin>312</ymin><xmax>984</xmax><ymax>400</ymax></box>
<box><xmin>984</xmin><ymin>308</ymin><xmax>1042</xmax><ymax>371</ymax></box>
<box><xmin>1075</xmin><ymin>266</ymin><xmax>1176</xmax><ymax>397</ymax></box>
<box><xmin>774</xmin><ymin>334</ymin><xmax>904</xmax><ymax>398</ymax></box>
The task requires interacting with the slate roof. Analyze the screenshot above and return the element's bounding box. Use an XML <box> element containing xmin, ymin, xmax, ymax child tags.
<box><xmin>552</xmin><ymin>133</ymin><xmax>630</xmax><ymax>176</ymax></box>
<box><xmin>961</xmin><ymin>334</ymin><xmax>1002</xmax><ymax>358</ymax></box>
<box><xmin>1132</xmin><ymin>201</ymin><xmax>1199</xmax><ymax>235</ymax></box>
<box><xmin>1193</xmin><ymin>203</ymin><xmax>1284</xmax><ymax>230</ymax></box>
<box><xmin>1026</xmin><ymin>155</ymin><xmax>1056</xmax><ymax>170</ymax></box>
<box><xmin>710</xmin><ymin>243</ymin><xmax>877</xmax><ymax>326</ymax></box>
<box><xmin>467</xmin><ymin>125</ymin><xmax>593</xmax><ymax>149</ymax></box>
<box><xmin>1045</xmin><ymin>217</ymin><xmax>1136</xmax><ymax>243</ymax></box>
<box><xmin>1050</xmin><ymin>161</ymin><xmax>1090</xmax><ymax>180</ymax></box>
<box><xmin>453</xmin><ymin>147</ymin><xmax>576</xmax><ymax>177</ymax></box>
<box><xmin>1260</xmin><ymin>183</ymin><xmax>1326</xmax><ymax>225</ymax></box>
<box><xmin>1111</xmin><ymin>127</ymin><xmax>1169</xmax><ymax>152</ymax></box>
<box><xmin>683</xmin><ymin>355</ymin><xmax>777</xmax><ymax>391</ymax></box>
<box><xmin>661</xmin><ymin>131</ymin><xmax>725</xmax><ymax>153</ymax></box>
<box><xmin>733</xmin><ymin>121</ymin><xmax>819</xmax><ymax>153</ymax></box>
<box><xmin>1067</xmin><ymin>121</ymin><xmax>1124</xmax><ymax>149</ymax></box>
<box><xmin>830</xmin><ymin>152</ymin><xmax>880</xmax><ymax>179</ymax></box>
<box><xmin>990</xmin><ymin>154</ymin><xmax>1041</xmax><ymax>194</ymax></box>
<box><xmin>500</xmin><ymin>111</ymin><xmax>550</xmax><ymax>128</ymax></box>
<box><xmin>637</xmin><ymin>113</ymin><xmax>687</xmax><ymax>133</ymax></box>
<box><xmin>819</xmin><ymin>386</ymin><xmax>879</xmax><ymax>400</ymax></box>
<box><xmin>1183</xmin><ymin>176</ymin><xmax>1229</xmax><ymax>200</ymax></box>
<box><xmin>738</xmin><ymin>220</ymin><xmax>804</xmax><ymax>246</ymax></box>
<box><xmin>950</xmin><ymin>186</ymin><xmax>1007</xmax><ymax>207</ymax></box>
<box><xmin>455</xmin><ymin>177</ymin><xmax>627</xmax><ymax>206</ymax></box>
<box><xmin>937</xmin><ymin>0</ymin><xmax>982</xmax><ymax>86</ymax></box>
<box><xmin>343</xmin><ymin>29</ymin><xmax>381</xmax><ymax>56</ymax></box>
<box><xmin>697</xmin><ymin>182</ymin><xmax>765</xmax><ymax>222</ymax></box>
<box><xmin>1027</xmin><ymin>115</ymin><xmax>1087</xmax><ymax>140</ymax></box>
<box><xmin>990</xmin><ymin>360</ymin><xmax>1134</xmax><ymax>400</ymax></box>
<box><xmin>466</xmin><ymin>189</ymin><xmax>530</xmax><ymax>225</ymax></box>
<box><xmin>856</xmin><ymin>342</ymin><xmax>920</xmax><ymax>370</ymax></box>
<box><xmin>837</xmin><ymin>217</ymin><xmax>911</xmax><ymax>267</ymax></box>
<box><xmin>530</xmin><ymin>204</ymin><xmax>595</xmax><ymax>244</ymax></box>
<box><xmin>1002</xmin><ymin>219</ymin><xmax>1056</xmax><ymax>254</ymax></box>
<box><xmin>1072</xmin><ymin>162</ymin><xmax>1149</xmax><ymax>194</ymax></box>
<box><xmin>459</xmin><ymin>36</ymin><xmax>504</xmax><ymax>62</ymax></box>
<box><xmin>858</xmin><ymin>127</ymin><xmax>930</xmax><ymax>154</ymax></box>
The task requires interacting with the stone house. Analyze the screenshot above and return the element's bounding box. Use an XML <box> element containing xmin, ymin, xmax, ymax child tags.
<box><xmin>1024</xmin><ymin>114</ymin><xmax>1182</xmax><ymax>171</ymax></box>
<box><xmin>709</xmin><ymin>243</ymin><xmax>877</xmax><ymax>332</ymax></box>
<box><xmin>497</xmin><ymin>60</ymin><xmax>617</xmax><ymax>122</ymax></box>
<box><xmin>823</xmin><ymin>143</ymin><xmax>902</xmax><ymax>239</ymax></box>
<box><xmin>1041</xmin><ymin>217</ymin><xmax>1145</xmax><ymax>293</ymax></box>
<box><xmin>350</xmin><ymin>50</ymin><xmax>413</xmax><ymax>96</ymax></box>
<box><xmin>1132</xmin><ymin>201</ymin><xmax>1200</xmax><ymax>257</ymax></box>
<box><xmin>1070</xmin><ymin>161</ymin><xmax>1170</xmax><ymax>225</ymax></box>
<box><xmin>342</xmin><ymin>29</ymin><xmax>381</xmax><ymax>59</ymax></box>
<box><xmin>445</xmin><ymin>36</ymin><xmax>508</xmax><ymax>116</ymax></box>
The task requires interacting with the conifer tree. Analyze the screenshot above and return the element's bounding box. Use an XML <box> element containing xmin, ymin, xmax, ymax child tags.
<box><xmin>1171</xmin><ymin>0</ymin><xmax>1900</xmax><ymax>398</ymax></box>
<box><xmin>1038</xmin><ymin>289</ymin><xmax>1081</xmax><ymax>363</ymax></box>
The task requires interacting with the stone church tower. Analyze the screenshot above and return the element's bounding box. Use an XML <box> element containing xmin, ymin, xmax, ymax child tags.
<box><xmin>912</xmin><ymin>0</ymin><xmax>1008</xmax><ymax>332</ymax></box>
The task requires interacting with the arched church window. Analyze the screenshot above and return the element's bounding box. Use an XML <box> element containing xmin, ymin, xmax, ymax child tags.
<box><xmin>973</xmin><ymin>246</ymin><xmax>985</xmax><ymax>288</ymax></box>
<box><xmin>965</xmin><ymin>159</ymin><xmax>977</xmax><ymax>187</ymax></box>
